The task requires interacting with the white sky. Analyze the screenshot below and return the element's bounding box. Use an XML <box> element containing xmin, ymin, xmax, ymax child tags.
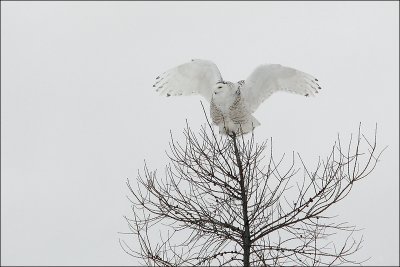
<box><xmin>1</xmin><ymin>1</ymin><xmax>398</xmax><ymax>266</ymax></box>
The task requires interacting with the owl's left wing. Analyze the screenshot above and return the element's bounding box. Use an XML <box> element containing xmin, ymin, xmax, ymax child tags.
<box><xmin>153</xmin><ymin>59</ymin><xmax>223</xmax><ymax>102</ymax></box>
<box><xmin>241</xmin><ymin>64</ymin><xmax>321</xmax><ymax>112</ymax></box>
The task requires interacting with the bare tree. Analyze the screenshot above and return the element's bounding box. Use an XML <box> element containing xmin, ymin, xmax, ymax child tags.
<box><xmin>120</xmin><ymin>109</ymin><xmax>384</xmax><ymax>266</ymax></box>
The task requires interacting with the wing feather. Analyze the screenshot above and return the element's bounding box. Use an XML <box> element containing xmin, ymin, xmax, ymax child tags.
<box><xmin>153</xmin><ymin>59</ymin><xmax>222</xmax><ymax>102</ymax></box>
<box><xmin>241</xmin><ymin>64</ymin><xmax>321</xmax><ymax>112</ymax></box>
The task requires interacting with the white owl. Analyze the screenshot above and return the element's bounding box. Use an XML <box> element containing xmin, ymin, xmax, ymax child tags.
<box><xmin>153</xmin><ymin>59</ymin><xmax>321</xmax><ymax>135</ymax></box>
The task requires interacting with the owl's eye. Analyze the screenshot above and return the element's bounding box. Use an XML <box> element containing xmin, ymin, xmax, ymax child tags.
<box><xmin>218</xmin><ymin>86</ymin><xmax>223</xmax><ymax>89</ymax></box>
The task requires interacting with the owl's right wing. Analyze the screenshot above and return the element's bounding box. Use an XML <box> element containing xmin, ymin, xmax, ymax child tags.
<box><xmin>153</xmin><ymin>59</ymin><xmax>223</xmax><ymax>102</ymax></box>
<box><xmin>241</xmin><ymin>64</ymin><xmax>321</xmax><ymax>112</ymax></box>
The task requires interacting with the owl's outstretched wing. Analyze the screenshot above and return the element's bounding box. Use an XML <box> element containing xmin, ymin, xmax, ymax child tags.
<box><xmin>241</xmin><ymin>64</ymin><xmax>321</xmax><ymax>112</ymax></box>
<box><xmin>153</xmin><ymin>59</ymin><xmax>223</xmax><ymax>102</ymax></box>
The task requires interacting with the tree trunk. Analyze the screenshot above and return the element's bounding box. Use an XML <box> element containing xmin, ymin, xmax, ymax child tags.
<box><xmin>232</xmin><ymin>134</ymin><xmax>251</xmax><ymax>267</ymax></box>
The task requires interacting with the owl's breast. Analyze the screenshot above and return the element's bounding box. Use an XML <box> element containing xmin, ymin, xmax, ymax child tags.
<box><xmin>212</xmin><ymin>92</ymin><xmax>235</xmax><ymax>113</ymax></box>
<box><xmin>210</xmin><ymin>93</ymin><xmax>251</xmax><ymax>126</ymax></box>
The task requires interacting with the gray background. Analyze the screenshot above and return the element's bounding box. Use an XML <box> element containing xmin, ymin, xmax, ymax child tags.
<box><xmin>1</xmin><ymin>2</ymin><xmax>398</xmax><ymax>266</ymax></box>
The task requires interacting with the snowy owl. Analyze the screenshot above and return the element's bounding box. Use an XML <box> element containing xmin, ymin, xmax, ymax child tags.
<box><xmin>153</xmin><ymin>59</ymin><xmax>321</xmax><ymax>135</ymax></box>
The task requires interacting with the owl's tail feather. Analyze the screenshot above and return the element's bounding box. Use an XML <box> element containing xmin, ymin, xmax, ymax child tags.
<box><xmin>218</xmin><ymin>115</ymin><xmax>260</xmax><ymax>136</ymax></box>
<box><xmin>237</xmin><ymin>115</ymin><xmax>260</xmax><ymax>135</ymax></box>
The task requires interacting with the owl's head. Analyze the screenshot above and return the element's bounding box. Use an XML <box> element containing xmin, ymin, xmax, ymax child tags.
<box><xmin>212</xmin><ymin>81</ymin><xmax>236</xmax><ymax>99</ymax></box>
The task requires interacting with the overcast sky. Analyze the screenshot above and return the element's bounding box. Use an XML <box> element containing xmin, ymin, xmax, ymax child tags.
<box><xmin>1</xmin><ymin>1</ymin><xmax>398</xmax><ymax>266</ymax></box>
